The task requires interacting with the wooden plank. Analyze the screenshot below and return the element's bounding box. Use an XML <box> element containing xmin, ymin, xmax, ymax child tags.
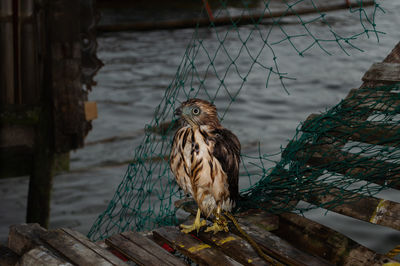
<box><xmin>302</xmin><ymin>113</ymin><xmax>400</xmax><ymax>147</ymax></box>
<box><xmin>275</xmin><ymin>213</ymin><xmax>398</xmax><ymax>265</ymax></box>
<box><xmin>263</xmin><ymin>168</ymin><xmax>400</xmax><ymax>232</ymax></box>
<box><xmin>0</xmin><ymin>125</ymin><xmax>35</xmax><ymax>148</ymax></box>
<box><xmin>344</xmin><ymin>88</ymin><xmax>400</xmax><ymax>113</ymax></box>
<box><xmin>233</xmin><ymin>217</ymin><xmax>332</xmax><ymax>266</ymax></box>
<box><xmin>19</xmin><ymin>246</ymin><xmax>73</xmax><ymax>266</ymax></box>
<box><xmin>8</xmin><ymin>223</ymin><xmax>47</xmax><ymax>255</ymax></box>
<box><xmin>41</xmin><ymin>229</ymin><xmax>113</xmax><ymax>266</ymax></box>
<box><xmin>290</xmin><ymin>141</ymin><xmax>400</xmax><ymax>190</ymax></box>
<box><xmin>153</xmin><ymin>226</ymin><xmax>241</xmax><ymax>266</ymax></box>
<box><xmin>105</xmin><ymin>233</ymin><xmax>171</xmax><ymax>266</ymax></box>
<box><xmin>0</xmin><ymin>1</ymin><xmax>14</xmax><ymax>104</ymax></box>
<box><xmin>97</xmin><ymin>1</ymin><xmax>375</xmax><ymax>32</ymax></box>
<box><xmin>362</xmin><ymin>63</ymin><xmax>400</xmax><ymax>83</ymax></box>
<box><xmin>121</xmin><ymin>231</ymin><xmax>186</xmax><ymax>266</ymax></box>
<box><xmin>0</xmin><ymin>244</ymin><xmax>20</xmax><ymax>266</ymax></box>
<box><xmin>306</xmin><ymin>186</ymin><xmax>400</xmax><ymax>231</ymax></box>
<box><xmin>193</xmin><ymin>222</ymin><xmax>279</xmax><ymax>266</ymax></box>
<box><xmin>62</xmin><ymin>228</ymin><xmax>126</xmax><ymax>266</ymax></box>
<box><xmin>177</xmin><ymin>201</ymin><xmax>324</xmax><ymax>266</ymax></box>
<box><xmin>84</xmin><ymin>101</ymin><xmax>98</xmax><ymax>121</ymax></box>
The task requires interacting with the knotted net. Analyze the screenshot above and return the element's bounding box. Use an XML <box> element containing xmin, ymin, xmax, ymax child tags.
<box><xmin>88</xmin><ymin>0</ymin><xmax>393</xmax><ymax>241</ymax></box>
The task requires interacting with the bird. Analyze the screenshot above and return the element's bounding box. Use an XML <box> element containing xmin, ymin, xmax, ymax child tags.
<box><xmin>169</xmin><ymin>98</ymin><xmax>241</xmax><ymax>234</ymax></box>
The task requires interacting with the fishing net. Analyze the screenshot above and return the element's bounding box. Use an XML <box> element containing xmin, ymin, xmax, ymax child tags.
<box><xmin>88</xmin><ymin>0</ymin><xmax>391</xmax><ymax>241</ymax></box>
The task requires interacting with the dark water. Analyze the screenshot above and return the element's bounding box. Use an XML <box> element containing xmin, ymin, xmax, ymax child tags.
<box><xmin>1</xmin><ymin>0</ymin><xmax>400</xmax><ymax>255</ymax></box>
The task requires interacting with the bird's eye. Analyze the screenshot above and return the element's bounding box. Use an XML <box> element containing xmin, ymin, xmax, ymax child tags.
<box><xmin>192</xmin><ymin>107</ymin><xmax>200</xmax><ymax>116</ymax></box>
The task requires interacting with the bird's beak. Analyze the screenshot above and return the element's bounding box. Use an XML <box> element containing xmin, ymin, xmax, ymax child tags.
<box><xmin>174</xmin><ymin>107</ymin><xmax>182</xmax><ymax>117</ymax></box>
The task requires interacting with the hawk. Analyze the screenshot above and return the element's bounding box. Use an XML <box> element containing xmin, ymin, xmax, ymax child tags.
<box><xmin>170</xmin><ymin>98</ymin><xmax>241</xmax><ymax>234</ymax></box>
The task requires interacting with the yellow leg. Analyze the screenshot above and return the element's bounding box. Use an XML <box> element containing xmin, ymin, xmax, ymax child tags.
<box><xmin>180</xmin><ymin>208</ymin><xmax>206</xmax><ymax>234</ymax></box>
<box><xmin>204</xmin><ymin>205</ymin><xmax>229</xmax><ymax>234</ymax></box>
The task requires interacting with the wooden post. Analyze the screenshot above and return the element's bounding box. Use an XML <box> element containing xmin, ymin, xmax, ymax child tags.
<box><xmin>0</xmin><ymin>0</ymin><xmax>15</xmax><ymax>104</ymax></box>
<box><xmin>25</xmin><ymin>0</ymin><xmax>56</xmax><ymax>228</ymax></box>
<box><xmin>26</xmin><ymin>102</ymin><xmax>55</xmax><ymax>227</ymax></box>
<box><xmin>20</xmin><ymin>0</ymin><xmax>40</xmax><ymax>104</ymax></box>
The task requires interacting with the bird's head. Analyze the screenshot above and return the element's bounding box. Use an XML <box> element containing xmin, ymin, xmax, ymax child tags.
<box><xmin>174</xmin><ymin>98</ymin><xmax>220</xmax><ymax>128</ymax></box>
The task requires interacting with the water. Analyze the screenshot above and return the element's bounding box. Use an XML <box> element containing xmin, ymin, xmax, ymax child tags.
<box><xmin>1</xmin><ymin>0</ymin><xmax>400</xmax><ymax>255</ymax></box>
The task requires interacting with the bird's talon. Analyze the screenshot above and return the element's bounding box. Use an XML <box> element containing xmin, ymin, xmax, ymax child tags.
<box><xmin>180</xmin><ymin>218</ymin><xmax>206</xmax><ymax>234</ymax></box>
<box><xmin>205</xmin><ymin>220</ymin><xmax>229</xmax><ymax>234</ymax></box>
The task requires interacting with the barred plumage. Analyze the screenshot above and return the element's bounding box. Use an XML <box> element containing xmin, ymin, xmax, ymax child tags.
<box><xmin>170</xmin><ymin>98</ymin><xmax>240</xmax><ymax>233</ymax></box>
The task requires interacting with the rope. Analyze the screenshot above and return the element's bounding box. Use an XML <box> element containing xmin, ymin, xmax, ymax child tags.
<box><xmin>224</xmin><ymin>211</ymin><xmax>283</xmax><ymax>266</ymax></box>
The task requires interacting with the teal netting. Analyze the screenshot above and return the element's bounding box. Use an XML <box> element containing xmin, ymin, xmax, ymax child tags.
<box><xmin>88</xmin><ymin>0</ymin><xmax>391</xmax><ymax>241</ymax></box>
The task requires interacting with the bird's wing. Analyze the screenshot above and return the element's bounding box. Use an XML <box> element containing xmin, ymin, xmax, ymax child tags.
<box><xmin>211</xmin><ymin>128</ymin><xmax>241</xmax><ymax>201</ymax></box>
<box><xmin>170</xmin><ymin>127</ymin><xmax>192</xmax><ymax>195</ymax></box>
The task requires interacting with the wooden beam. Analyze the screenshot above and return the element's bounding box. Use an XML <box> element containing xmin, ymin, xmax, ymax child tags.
<box><xmin>26</xmin><ymin>103</ymin><xmax>56</xmax><ymax>228</ymax></box>
<box><xmin>275</xmin><ymin>213</ymin><xmax>398</xmax><ymax>265</ymax></box>
<box><xmin>121</xmin><ymin>231</ymin><xmax>186</xmax><ymax>266</ymax></box>
<box><xmin>362</xmin><ymin>63</ymin><xmax>400</xmax><ymax>83</ymax></box>
<box><xmin>62</xmin><ymin>228</ymin><xmax>126</xmax><ymax>266</ymax></box>
<box><xmin>41</xmin><ymin>229</ymin><xmax>115</xmax><ymax>265</ymax></box>
<box><xmin>233</xmin><ymin>216</ymin><xmax>331</xmax><ymax>266</ymax></box>
<box><xmin>189</xmin><ymin>222</ymin><xmax>274</xmax><ymax>266</ymax></box>
<box><xmin>307</xmin><ymin>187</ymin><xmax>400</xmax><ymax>231</ymax></box>
<box><xmin>0</xmin><ymin>0</ymin><xmax>15</xmax><ymax>104</ymax></box>
<box><xmin>106</xmin><ymin>233</ymin><xmax>180</xmax><ymax>266</ymax></box>
<box><xmin>302</xmin><ymin>113</ymin><xmax>400</xmax><ymax>147</ymax></box>
<box><xmin>8</xmin><ymin>223</ymin><xmax>47</xmax><ymax>255</ymax></box>
<box><xmin>19</xmin><ymin>246</ymin><xmax>73</xmax><ymax>266</ymax></box>
<box><xmin>177</xmin><ymin>199</ymin><xmax>328</xmax><ymax>266</ymax></box>
<box><xmin>97</xmin><ymin>1</ymin><xmax>375</xmax><ymax>32</ymax></box>
<box><xmin>153</xmin><ymin>226</ymin><xmax>241</xmax><ymax>266</ymax></box>
<box><xmin>344</xmin><ymin>88</ymin><xmax>400</xmax><ymax>113</ymax></box>
<box><xmin>289</xmin><ymin>141</ymin><xmax>400</xmax><ymax>190</ymax></box>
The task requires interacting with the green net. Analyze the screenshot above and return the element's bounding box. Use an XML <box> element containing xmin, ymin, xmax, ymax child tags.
<box><xmin>88</xmin><ymin>0</ymin><xmax>391</xmax><ymax>241</ymax></box>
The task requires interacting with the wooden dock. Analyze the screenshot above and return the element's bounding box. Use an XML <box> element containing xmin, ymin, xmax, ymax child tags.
<box><xmin>1</xmin><ymin>204</ymin><xmax>399</xmax><ymax>266</ymax></box>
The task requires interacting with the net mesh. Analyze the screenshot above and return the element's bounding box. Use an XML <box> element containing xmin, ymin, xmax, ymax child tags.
<box><xmin>88</xmin><ymin>0</ymin><xmax>393</xmax><ymax>241</ymax></box>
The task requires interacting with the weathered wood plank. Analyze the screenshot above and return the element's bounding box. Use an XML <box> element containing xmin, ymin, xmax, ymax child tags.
<box><xmin>62</xmin><ymin>228</ymin><xmax>126</xmax><ymax>266</ymax></box>
<box><xmin>344</xmin><ymin>88</ymin><xmax>400</xmax><ymax>113</ymax></box>
<box><xmin>121</xmin><ymin>231</ymin><xmax>186</xmax><ymax>266</ymax></box>
<box><xmin>193</xmin><ymin>223</ymin><xmax>278</xmax><ymax>266</ymax></box>
<box><xmin>307</xmin><ymin>186</ymin><xmax>400</xmax><ymax>231</ymax></box>
<box><xmin>18</xmin><ymin>246</ymin><xmax>73</xmax><ymax>266</ymax></box>
<box><xmin>8</xmin><ymin>223</ymin><xmax>47</xmax><ymax>255</ymax></box>
<box><xmin>0</xmin><ymin>244</ymin><xmax>20</xmax><ymax>266</ymax></box>
<box><xmin>177</xmin><ymin>200</ymin><xmax>325</xmax><ymax>266</ymax></box>
<box><xmin>291</xmin><ymin>141</ymin><xmax>400</xmax><ymax>190</ymax></box>
<box><xmin>302</xmin><ymin>113</ymin><xmax>400</xmax><ymax>147</ymax></box>
<box><xmin>41</xmin><ymin>229</ymin><xmax>113</xmax><ymax>266</ymax></box>
<box><xmin>362</xmin><ymin>63</ymin><xmax>400</xmax><ymax>83</ymax></box>
<box><xmin>153</xmin><ymin>226</ymin><xmax>241</xmax><ymax>266</ymax></box>
<box><xmin>97</xmin><ymin>1</ymin><xmax>375</xmax><ymax>32</ymax></box>
<box><xmin>263</xmin><ymin>167</ymin><xmax>400</xmax><ymax>232</ymax></box>
<box><xmin>105</xmin><ymin>233</ymin><xmax>170</xmax><ymax>266</ymax></box>
<box><xmin>275</xmin><ymin>213</ymin><xmax>398</xmax><ymax>265</ymax></box>
<box><xmin>0</xmin><ymin>1</ymin><xmax>15</xmax><ymax>104</ymax></box>
<box><xmin>234</xmin><ymin>217</ymin><xmax>332</xmax><ymax>266</ymax></box>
